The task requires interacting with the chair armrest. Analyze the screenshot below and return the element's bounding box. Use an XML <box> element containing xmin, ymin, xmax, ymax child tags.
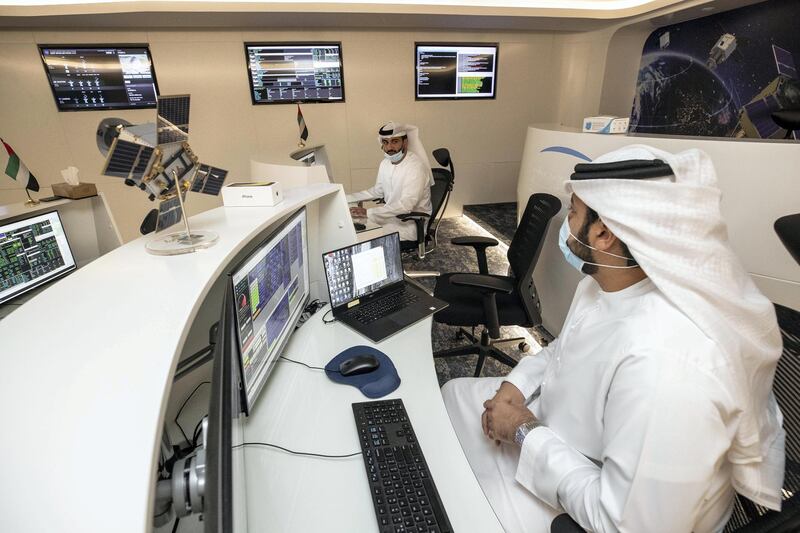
<box><xmin>396</xmin><ymin>212</ymin><xmax>431</xmax><ymax>222</ymax></box>
<box><xmin>451</xmin><ymin>236</ymin><xmax>499</xmax><ymax>248</ymax></box>
<box><xmin>404</xmin><ymin>270</ymin><xmax>441</xmax><ymax>279</ymax></box>
<box><xmin>449</xmin><ymin>274</ymin><xmax>513</xmax><ymax>294</ymax></box>
<box><xmin>451</xmin><ymin>237</ymin><xmax>498</xmax><ymax>275</ymax></box>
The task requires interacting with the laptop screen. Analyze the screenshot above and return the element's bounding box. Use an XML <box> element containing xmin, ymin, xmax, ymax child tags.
<box><xmin>323</xmin><ymin>232</ymin><xmax>403</xmax><ymax>308</ymax></box>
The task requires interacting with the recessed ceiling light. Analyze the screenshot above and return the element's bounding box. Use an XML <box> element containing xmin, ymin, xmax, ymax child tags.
<box><xmin>700</xmin><ymin>6</ymin><xmax>715</xmax><ymax>11</ymax></box>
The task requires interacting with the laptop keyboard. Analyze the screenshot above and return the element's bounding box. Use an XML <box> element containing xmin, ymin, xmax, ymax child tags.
<box><xmin>348</xmin><ymin>289</ymin><xmax>418</xmax><ymax>324</ymax></box>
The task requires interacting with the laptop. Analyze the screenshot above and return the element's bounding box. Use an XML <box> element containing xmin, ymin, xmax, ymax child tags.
<box><xmin>322</xmin><ymin>232</ymin><xmax>448</xmax><ymax>343</ymax></box>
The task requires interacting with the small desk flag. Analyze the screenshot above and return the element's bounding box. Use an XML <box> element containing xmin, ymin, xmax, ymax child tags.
<box><xmin>297</xmin><ymin>104</ymin><xmax>309</xmax><ymax>147</ymax></box>
<box><xmin>1</xmin><ymin>137</ymin><xmax>40</xmax><ymax>192</ymax></box>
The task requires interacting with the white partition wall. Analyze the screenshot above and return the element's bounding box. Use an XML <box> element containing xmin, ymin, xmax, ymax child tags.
<box><xmin>517</xmin><ymin>125</ymin><xmax>800</xmax><ymax>335</ymax></box>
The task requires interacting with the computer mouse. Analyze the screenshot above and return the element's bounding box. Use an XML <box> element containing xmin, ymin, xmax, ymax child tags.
<box><xmin>339</xmin><ymin>354</ymin><xmax>380</xmax><ymax>376</ymax></box>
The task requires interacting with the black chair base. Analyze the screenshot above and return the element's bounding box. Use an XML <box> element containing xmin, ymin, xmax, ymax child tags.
<box><xmin>434</xmin><ymin>327</ymin><xmax>521</xmax><ymax>377</ymax></box>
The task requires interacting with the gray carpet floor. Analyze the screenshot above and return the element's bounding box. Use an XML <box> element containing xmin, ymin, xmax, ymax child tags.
<box><xmin>463</xmin><ymin>202</ymin><xmax>517</xmax><ymax>246</ymax></box>
<box><xmin>401</xmin><ymin>212</ymin><xmax>545</xmax><ymax>387</ymax></box>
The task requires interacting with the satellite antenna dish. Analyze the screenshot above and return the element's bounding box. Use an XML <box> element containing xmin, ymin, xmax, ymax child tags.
<box><xmin>96</xmin><ymin>118</ymin><xmax>131</xmax><ymax>157</ymax></box>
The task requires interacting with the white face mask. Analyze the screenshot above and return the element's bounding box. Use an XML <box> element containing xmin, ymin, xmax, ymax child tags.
<box><xmin>558</xmin><ymin>218</ymin><xmax>639</xmax><ymax>272</ymax></box>
<box><xmin>384</xmin><ymin>150</ymin><xmax>405</xmax><ymax>163</ymax></box>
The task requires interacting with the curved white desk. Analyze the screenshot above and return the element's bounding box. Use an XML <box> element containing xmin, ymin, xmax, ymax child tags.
<box><xmin>517</xmin><ymin>124</ymin><xmax>800</xmax><ymax>335</ymax></box>
<box><xmin>241</xmin><ymin>312</ymin><xmax>504</xmax><ymax>532</ymax></box>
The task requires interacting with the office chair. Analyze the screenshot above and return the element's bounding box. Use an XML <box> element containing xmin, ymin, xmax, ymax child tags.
<box><xmin>398</xmin><ymin>148</ymin><xmax>455</xmax><ymax>259</ymax></box>
<box><xmin>771</xmin><ymin>110</ymin><xmax>800</xmax><ymax>140</ymax></box>
<box><xmin>430</xmin><ymin>193</ymin><xmax>561</xmax><ymax>377</ymax></box>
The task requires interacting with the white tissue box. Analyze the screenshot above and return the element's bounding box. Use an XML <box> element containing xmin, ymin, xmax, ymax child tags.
<box><xmin>221</xmin><ymin>181</ymin><xmax>283</xmax><ymax>207</ymax></box>
<box><xmin>582</xmin><ymin>116</ymin><xmax>629</xmax><ymax>134</ymax></box>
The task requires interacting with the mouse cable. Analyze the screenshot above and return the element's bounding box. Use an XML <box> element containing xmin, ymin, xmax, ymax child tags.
<box><xmin>175</xmin><ymin>381</ymin><xmax>210</xmax><ymax>445</ymax></box>
<box><xmin>322</xmin><ymin>308</ymin><xmax>337</xmax><ymax>324</ymax></box>
<box><xmin>232</xmin><ymin>441</ymin><xmax>361</xmax><ymax>458</ymax></box>
<box><xmin>279</xmin><ymin>355</ymin><xmax>340</xmax><ymax>373</ymax></box>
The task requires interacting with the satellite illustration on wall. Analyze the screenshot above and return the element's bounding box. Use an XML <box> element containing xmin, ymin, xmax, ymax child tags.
<box><xmin>629</xmin><ymin>0</ymin><xmax>800</xmax><ymax>139</ymax></box>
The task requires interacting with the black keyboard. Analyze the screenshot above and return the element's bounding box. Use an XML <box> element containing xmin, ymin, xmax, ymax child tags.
<box><xmin>348</xmin><ymin>289</ymin><xmax>418</xmax><ymax>324</ymax></box>
<box><xmin>353</xmin><ymin>399</ymin><xmax>453</xmax><ymax>533</ymax></box>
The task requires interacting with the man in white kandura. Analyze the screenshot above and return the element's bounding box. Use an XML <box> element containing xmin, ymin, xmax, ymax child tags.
<box><xmin>442</xmin><ymin>145</ymin><xmax>785</xmax><ymax>533</ymax></box>
<box><xmin>347</xmin><ymin>122</ymin><xmax>433</xmax><ymax>242</ymax></box>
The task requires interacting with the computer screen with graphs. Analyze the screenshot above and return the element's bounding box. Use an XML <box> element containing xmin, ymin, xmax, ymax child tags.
<box><xmin>415</xmin><ymin>43</ymin><xmax>498</xmax><ymax>100</ymax></box>
<box><xmin>230</xmin><ymin>208</ymin><xmax>309</xmax><ymax>411</ymax></box>
<box><xmin>38</xmin><ymin>45</ymin><xmax>159</xmax><ymax>111</ymax></box>
<box><xmin>0</xmin><ymin>211</ymin><xmax>76</xmax><ymax>305</ymax></box>
<box><xmin>244</xmin><ymin>43</ymin><xmax>345</xmax><ymax>104</ymax></box>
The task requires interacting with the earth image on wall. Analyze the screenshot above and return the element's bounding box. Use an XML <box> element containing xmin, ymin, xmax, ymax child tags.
<box><xmin>629</xmin><ymin>0</ymin><xmax>800</xmax><ymax>139</ymax></box>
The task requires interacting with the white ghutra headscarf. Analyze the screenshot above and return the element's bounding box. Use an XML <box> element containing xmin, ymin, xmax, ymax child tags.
<box><xmin>566</xmin><ymin>144</ymin><xmax>785</xmax><ymax>510</ymax></box>
<box><xmin>377</xmin><ymin>121</ymin><xmax>434</xmax><ymax>187</ymax></box>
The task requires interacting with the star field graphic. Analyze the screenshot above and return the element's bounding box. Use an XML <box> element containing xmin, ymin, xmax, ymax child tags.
<box><xmin>630</xmin><ymin>0</ymin><xmax>800</xmax><ymax>138</ymax></box>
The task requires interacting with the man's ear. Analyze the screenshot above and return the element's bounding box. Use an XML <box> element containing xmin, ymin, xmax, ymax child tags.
<box><xmin>591</xmin><ymin>220</ymin><xmax>618</xmax><ymax>252</ymax></box>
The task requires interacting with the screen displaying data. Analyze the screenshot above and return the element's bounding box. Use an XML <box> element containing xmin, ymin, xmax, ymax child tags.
<box><xmin>39</xmin><ymin>45</ymin><xmax>159</xmax><ymax>111</ymax></box>
<box><xmin>322</xmin><ymin>232</ymin><xmax>403</xmax><ymax>309</ymax></box>
<box><xmin>245</xmin><ymin>43</ymin><xmax>344</xmax><ymax>104</ymax></box>
<box><xmin>416</xmin><ymin>43</ymin><xmax>498</xmax><ymax>99</ymax></box>
<box><xmin>231</xmin><ymin>209</ymin><xmax>309</xmax><ymax>408</ymax></box>
<box><xmin>0</xmin><ymin>211</ymin><xmax>76</xmax><ymax>305</ymax></box>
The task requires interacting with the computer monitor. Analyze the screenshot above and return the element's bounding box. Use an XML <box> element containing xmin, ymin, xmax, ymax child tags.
<box><xmin>244</xmin><ymin>42</ymin><xmax>345</xmax><ymax>104</ymax></box>
<box><xmin>38</xmin><ymin>44</ymin><xmax>159</xmax><ymax>111</ymax></box>
<box><xmin>322</xmin><ymin>232</ymin><xmax>403</xmax><ymax>310</ymax></box>
<box><xmin>229</xmin><ymin>208</ymin><xmax>309</xmax><ymax>413</ymax></box>
<box><xmin>0</xmin><ymin>211</ymin><xmax>76</xmax><ymax>305</ymax></box>
<box><xmin>415</xmin><ymin>43</ymin><xmax>499</xmax><ymax>100</ymax></box>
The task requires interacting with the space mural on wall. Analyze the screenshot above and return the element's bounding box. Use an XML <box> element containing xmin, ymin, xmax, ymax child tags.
<box><xmin>629</xmin><ymin>0</ymin><xmax>800</xmax><ymax>139</ymax></box>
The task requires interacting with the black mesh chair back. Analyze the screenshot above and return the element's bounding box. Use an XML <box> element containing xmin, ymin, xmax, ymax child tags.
<box><xmin>428</xmin><ymin>168</ymin><xmax>452</xmax><ymax>237</ymax></box>
<box><xmin>724</xmin><ymin>303</ymin><xmax>800</xmax><ymax>532</ymax></box>
<box><xmin>507</xmin><ymin>193</ymin><xmax>562</xmax><ymax>326</ymax></box>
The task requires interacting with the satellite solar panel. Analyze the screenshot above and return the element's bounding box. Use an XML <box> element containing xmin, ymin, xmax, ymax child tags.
<box><xmin>104</xmin><ymin>139</ymin><xmax>153</xmax><ymax>179</ymax></box>
<box><xmin>155</xmin><ymin>196</ymin><xmax>183</xmax><ymax>232</ymax></box>
<box><xmin>744</xmin><ymin>97</ymin><xmax>781</xmax><ymax>138</ymax></box>
<box><xmin>773</xmin><ymin>45</ymin><xmax>797</xmax><ymax>78</ymax></box>
<box><xmin>191</xmin><ymin>164</ymin><xmax>228</xmax><ymax>196</ymax></box>
<box><xmin>157</xmin><ymin>95</ymin><xmax>190</xmax><ymax>145</ymax></box>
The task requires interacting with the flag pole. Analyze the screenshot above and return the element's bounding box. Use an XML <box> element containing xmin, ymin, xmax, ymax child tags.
<box><xmin>24</xmin><ymin>188</ymin><xmax>39</xmax><ymax>207</ymax></box>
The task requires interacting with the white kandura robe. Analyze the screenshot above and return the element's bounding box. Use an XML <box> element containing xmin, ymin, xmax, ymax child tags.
<box><xmin>442</xmin><ymin>276</ymin><xmax>741</xmax><ymax>533</ymax></box>
<box><xmin>346</xmin><ymin>151</ymin><xmax>432</xmax><ymax>242</ymax></box>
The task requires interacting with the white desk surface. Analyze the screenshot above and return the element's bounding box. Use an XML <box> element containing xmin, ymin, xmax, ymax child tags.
<box><xmin>241</xmin><ymin>312</ymin><xmax>504</xmax><ymax>533</ymax></box>
<box><xmin>0</xmin><ymin>183</ymin><xmax>350</xmax><ymax>533</ymax></box>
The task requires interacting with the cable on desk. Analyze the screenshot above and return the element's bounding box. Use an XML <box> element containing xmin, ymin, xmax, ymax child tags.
<box><xmin>233</xmin><ymin>441</ymin><xmax>360</xmax><ymax>458</ymax></box>
<box><xmin>171</xmin><ymin>517</ymin><xmax>180</xmax><ymax>533</ymax></box>
<box><xmin>175</xmin><ymin>381</ymin><xmax>210</xmax><ymax>445</ymax></box>
<box><xmin>322</xmin><ymin>308</ymin><xmax>337</xmax><ymax>324</ymax></box>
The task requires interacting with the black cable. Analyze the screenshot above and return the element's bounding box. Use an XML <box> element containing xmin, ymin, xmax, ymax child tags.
<box><xmin>279</xmin><ymin>355</ymin><xmax>328</xmax><ymax>371</ymax></box>
<box><xmin>171</xmin><ymin>516</ymin><xmax>180</xmax><ymax>533</ymax></box>
<box><xmin>191</xmin><ymin>418</ymin><xmax>204</xmax><ymax>447</ymax></box>
<box><xmin>322</xmin><ymin>308</ymin><xmax>337</xmax><ymax>324</ymax></box>
<box><xmin>233</xmin><ymin>441</ymin><xmax>360</xmax><ymax>458</ymax></box>
<box><xmin>175</xmin><ymin>381</ymin><xmax>210</xmax><ymax>445</ymax></box>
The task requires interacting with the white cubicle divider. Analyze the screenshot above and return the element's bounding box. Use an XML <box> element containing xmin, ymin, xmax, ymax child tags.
<box><xmin>517</xmin><ymin>124</ymin><xmax>800</xmax><ymax>336</ymax></box>
<box><xmin>0</xmin><ymin>183</ymin><xmax>356</xmax><ymax>533</ymax></box>
<box><xmin>250</xmin><ymin>159</ymin><xmax>331</xmax><ymax>189</ymax></box>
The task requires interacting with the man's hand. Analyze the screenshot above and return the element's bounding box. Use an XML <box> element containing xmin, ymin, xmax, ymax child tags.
<box><xmin>481</xmin><ymin>382</ymin><xmax>525</xmax><ymax>444</ymax></box>
<box><xmin>350</xmin><ymin>206</ymin><xmax>367</xmax><ymax>218</ymax></box>
<box><xmin>482</xmin><ymin>397</ymin><xmax>536</xmax><ymax>445</ymax></box>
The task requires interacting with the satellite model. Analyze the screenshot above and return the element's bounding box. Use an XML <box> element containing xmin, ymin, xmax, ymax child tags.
<box><xmin>95</xmin><ymin>94</ymin><xmax>228</xmax><ymax>255</ymax></box>
<box><xmin>707</xmin><ymin>33</ymin><xmax>736</xmax><ymax>70</ymax></box>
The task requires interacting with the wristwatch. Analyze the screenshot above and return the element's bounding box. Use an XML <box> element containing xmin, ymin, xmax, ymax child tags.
<box><xmin>515</xmin><ymin>419</ymin><xmax>545</xmax><ymax>446</ymax></box>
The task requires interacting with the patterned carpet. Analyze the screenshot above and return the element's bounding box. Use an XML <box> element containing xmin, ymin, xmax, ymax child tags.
<box><xmin>401</xmin><ymin>210</ymin><xmax>544</xmax><ymax>387</ymax></box>
<box><xmin>463</xmin><ymin>202</ymin><xmax>517</xmax><ymax>246</ymax></box>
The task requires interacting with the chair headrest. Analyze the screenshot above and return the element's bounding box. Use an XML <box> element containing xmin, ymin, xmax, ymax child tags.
<box><xmin>771</xmin><ymin>109</ymin><xmax>800</xmax><ymax>132</ymax></box>
<box><xmin>775</xmin><ymin>213</ymin><xmax>800</xmax><ymax>266</ymax></box>
<box><xmin>432</xmin><ymin>148</ymin><xmax>451</xmax><ymax>168</ymax></box>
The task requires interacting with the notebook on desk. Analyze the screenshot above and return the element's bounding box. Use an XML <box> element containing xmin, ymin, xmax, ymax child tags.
<box><xmin>322</xmin><ymin>232</ymin><xmax>447</xmax><ymax>343</ymax></box>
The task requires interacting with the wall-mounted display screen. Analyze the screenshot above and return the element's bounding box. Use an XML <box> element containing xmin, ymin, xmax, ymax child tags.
<box><xmin>415</xmin><ymin>43</ymin><xmax>498</xmax><ymax>100</ymax></box>
<box><xmin>245</xmin><ymin>43</ymin><xmax>345</xmax><ymax>104</ymax></box>
<box><xmin>38</xmin><ymin>45</ymin><xmax>159</xmax><ymax>111</ymax></box>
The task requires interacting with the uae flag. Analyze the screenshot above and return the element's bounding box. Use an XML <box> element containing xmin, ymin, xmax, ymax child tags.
<box><xmin>1</xmin><ymin>138</ymin><xmax>40</xmax><ymax>192</ymax></box>
<box><xmin>297</xmin><ymin>104</ymin><xmax>309</xmax><ymax>143</ymax></box>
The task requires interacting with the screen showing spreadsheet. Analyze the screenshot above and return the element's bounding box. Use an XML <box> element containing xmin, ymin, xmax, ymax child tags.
<box><xmin>244</xmin><ymin>43</ymin><xmax>345</xmax><ymax>104</ymax></box>
<box><xmin>0</xmin><ymin>211</ymin><xmax>76</xmax><ymax>305</ymax></box>
<box><xmin>415</xmin><ymin>43</ymin><xmax>498</xmax><ymax>100</ymax></box>
<box><xmin>230</xmin><ymin>208</ymin><xmax>309</xmax><ymax>410</ymax></box>
<box><xmin>38</xmin><ymin>45</ymin><xmax>159</xmax><ymax>111</ymax></box>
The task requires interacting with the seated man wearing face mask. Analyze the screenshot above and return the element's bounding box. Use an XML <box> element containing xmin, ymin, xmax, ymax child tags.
<box><xmin>347</xmin><ymin>122</ymin><xmax>433</xmax><ymax>242</ymax></box>
<box><xmin>442</xmin><ymin>146</ymin><xmax>785</xmax><ymax>533</ymax></box>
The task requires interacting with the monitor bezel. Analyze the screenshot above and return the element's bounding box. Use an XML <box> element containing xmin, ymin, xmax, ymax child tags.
<box><xmin>227</xmin><ymin>206</ymin><xmax>310</xmax><ymax>415</ymax></box>
<box><xmin>37</xmin><ymin>43</ymin><xmax>161</xmax><ymax>112</ymax></box>
<box><xmin>0</xmin><ymin>209</ymin><xmax>77</xmax><ymax>306</ymax></box>
<box><xmin>243</xmin><ymin>41</ymin><xmax>346</xmax><ymax>105</ymax></box>
<box><xmin>322</xmin><ymin>231</ymin><xmax>405</xmax><ymax>312</ymax></box>
<box><xmin>414</xmin><ymin>42</ymin><xmax>500</xmax><ymax>101</ymax></box>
